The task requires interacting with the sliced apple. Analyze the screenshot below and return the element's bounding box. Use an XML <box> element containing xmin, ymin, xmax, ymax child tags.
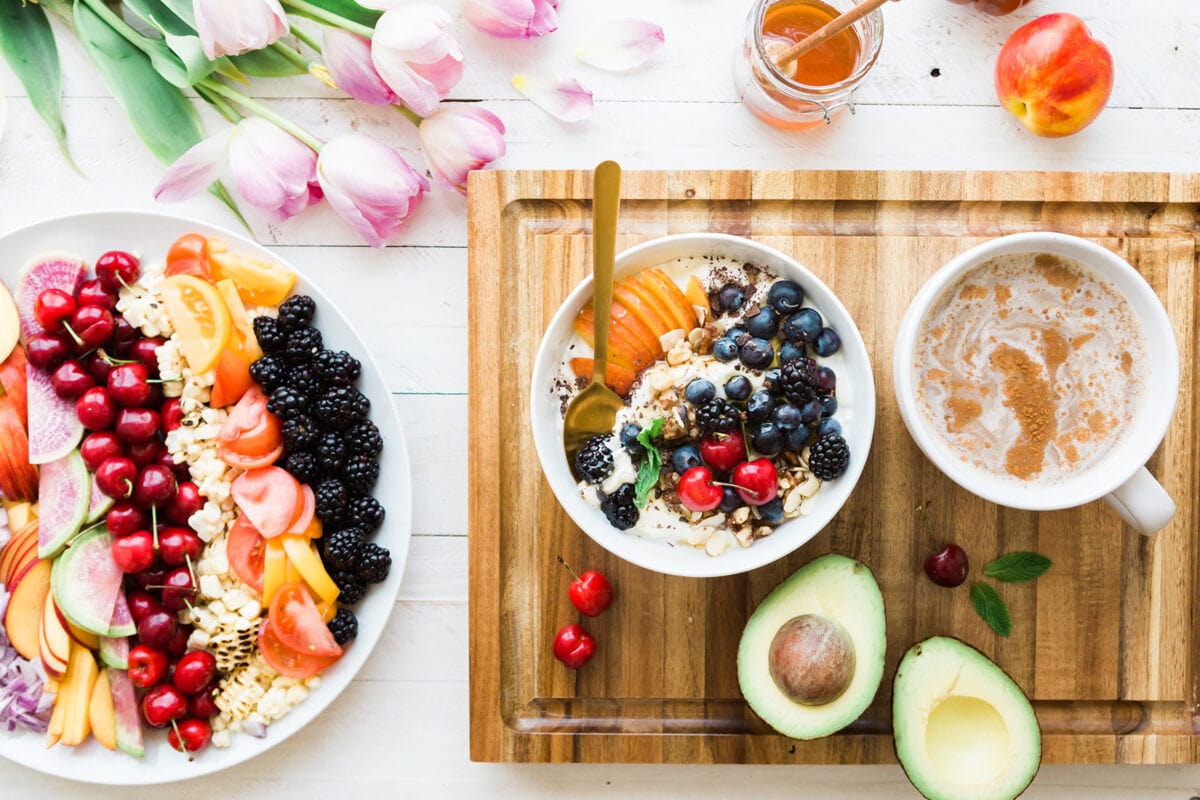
<box><xmin>685</xmin><ymin>275</ymin><xmax>713</xmax><ymax>321</ymax></box>
<box><xmin>0</xmin><ymin>281</ymin><xmax>19</xmax><ymax>363</ymax></box>
<box><xmin>89</xmin><ymin>669</ymin><xmax>116</xmax><ymax>751</ymax></box>
<box><xmin>59</xmin><ymin>640</ymin><xmax>97</xmax><ymax>747</ymax></box>
<box><xmin>570</xmin><ymin>357</ymin><xmax>636</xmax><ymax>398</ymax></box>
<box><xmin>5</xmin><ymin>502</ymin><xmax>36</xmax><ymax>535</ymax></box>
<box><xmin>65</xmin><ymin>618</ymin><xmax>102</xmax><ymax>651</ymax></box>
<box><xmin>0</xmin><ymin>519</ymin><xmax>38</xmax><ymax>585</ymax></box>
<box><xmin>40</xmin><ymin>592</ymin><xmax>70</xmax><ymax>677</ymax></box>
<box><xmin>46</xmin><ymin>686</ymin><xmax>65</xmax><ymax>749</ymax></box>
<box><xmin>614</xmin><ymin>282</ymin><xmax>672</xmax><ymax>338</ymax></box>
<box><xmin>4</xmin><ymin>559</ymin><xmax>51</xmax><ymax>660</ymax></box>
<box><xmin>0</xmin><ymin>347</ymin><xmax>37</xmax><ymax>502</ymax></box>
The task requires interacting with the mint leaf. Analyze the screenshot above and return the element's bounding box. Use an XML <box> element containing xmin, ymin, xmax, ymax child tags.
<box><xmin>969</xmin><ymin>582</ymin><xmax>1012</xmax><ymax>637</ymax></box>
<box><xmin>985</xmin><ymin>552</ymin><xmax>1052</xmax><ymax>583</ymax></box>
<box><xmin>633</xmin><ymin>418</ymin><xmax>664</xmax><ymax>509</ymax></box>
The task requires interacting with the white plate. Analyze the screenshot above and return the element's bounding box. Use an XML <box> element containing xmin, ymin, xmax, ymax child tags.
<box><xmin>0</xmin><ymin>212</ymin><xmax>412</xmax><ymax>784</ymax></box>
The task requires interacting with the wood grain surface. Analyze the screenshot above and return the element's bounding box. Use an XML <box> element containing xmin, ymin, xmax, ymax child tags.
<box><xmin>467</xmin><ymin>169</ymin><xmax>1200</xmax><ymax>765</ymax></box>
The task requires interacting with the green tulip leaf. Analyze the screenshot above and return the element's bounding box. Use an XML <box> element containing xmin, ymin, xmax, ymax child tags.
<box><xmin>231</xmin><ymin>46</ymin><xmax>306</xmax><ymax>78</ymax></box>
<box><xmin>0</xmin><ymin>0</ymin><xmax>77</xmax><ymax>170</ymax></box>
<box><xmin>286</xmin><ymin>0</ymin><xmax>382</xmax><ymax>29</ymax></box>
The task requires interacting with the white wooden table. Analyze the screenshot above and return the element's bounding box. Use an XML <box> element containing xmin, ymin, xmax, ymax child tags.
<box><xmin>1</xmin><ymin>0</ymin><xmax>1198</xmax><ymax>795</ymax></box>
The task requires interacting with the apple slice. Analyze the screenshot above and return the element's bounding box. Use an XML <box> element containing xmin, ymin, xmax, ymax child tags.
<box><xmin>0</xmin><ymin>280</ymin><xmax>19</xmax><ymax>363</ymax></box>
<box><xmin>0</xmin><ymin>519</ymin><xmax>37</xmax><ymax>585</ymax></box>
<box><xmin>614</xmin><ymin>282</ymin><xmax>672</xmax><ymax>339</ymax></box>
<box><xmin>89</xmin><ymin>669</ymin><xmax>117</xmax><ymax>751</ymax></box>
<box><xmin>41</xmin><ymin>592</ymin><xmax>71</xmax><ymax>677</ymax></box>
<box><xmin>6</xmin><ymin>502</ymin><xmax>36</xmax><ymax>535</ymax></box>
<box><xmin>46</xmin><ymin>687</ymin><xmax>66</xmax><ymax>749</ymax></box>
<box><xmin>4</xmin><ymin>559</ymin><xmax>51</xmax><ymax>660</ymax></box>
<box><xmin>61</xmin><ymin>604</ymin><xmax>102</xmax><ymax>650</ymax></box>
<box><xmin>570</xmin><ymin>357</ymin><xmax>635</xmax><ymax>398</ymax></box>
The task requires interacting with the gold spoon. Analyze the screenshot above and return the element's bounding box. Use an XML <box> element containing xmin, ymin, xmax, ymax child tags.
<box><xmin>563</xmin><ymin>160</ymin><xmax>625</xmax><ymax>478</ymax></box>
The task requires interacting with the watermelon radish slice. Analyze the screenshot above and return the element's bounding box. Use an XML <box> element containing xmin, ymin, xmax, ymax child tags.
<box><xmin>85</xmin><ymin>474</ymin><xmax>114</xmax><ymax>525</ymax></box>
<box><xmin>36</xmin><ymin>450</ymin><xmax>90</xmax><ymax>559</ymax></box>
<box><xmin>99</xmin><ymin>635</ymin><xmax>129</xmax><ymax>669</ymax></box>
<box><xmin>49</xmin><ymin>527</ymin><xmax>126</xmax><ymax>637</ymax></box>
<box><xmin>14</xmin><ymin>252</ymin><xmax>87</xmax><ymax>340</ymax></box>
<box><xmin>108</xmin><ymin>668</ymin><xmax>144</xmax><ymax>758</ymax></box>
<box><xmin>26</xmin><ymin>364</ymin><xmax>83</xmax><ymax>464</ymax></box>
<box><xmin>107</xmin><ymin>589</ymin><xmax>134</xmax><ymax>638</ymax></box>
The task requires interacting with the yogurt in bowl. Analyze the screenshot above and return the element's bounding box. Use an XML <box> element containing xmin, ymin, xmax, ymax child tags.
<box><xmin>530</xmin><ymin>234</ymin><xmax>876</xmax><ymax>578</ymax></box>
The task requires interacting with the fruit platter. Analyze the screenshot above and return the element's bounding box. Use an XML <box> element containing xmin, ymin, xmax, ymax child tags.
<box><xmin>0</xmin><ymin>213</ymin><xmax>411</xmax><ymax>784</ymax></box>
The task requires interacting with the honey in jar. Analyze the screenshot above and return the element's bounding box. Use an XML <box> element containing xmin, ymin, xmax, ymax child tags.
<box><xmin>762</xmin><ymin>0</ymin><xmax>861</xmax><ymax>88</ymax></box>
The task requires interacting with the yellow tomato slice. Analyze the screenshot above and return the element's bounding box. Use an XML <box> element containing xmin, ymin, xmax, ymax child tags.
<box><xmin>214</xmin><ymin>278</ymin><xmax>263</xmax><ymax>362</ymax></box>
<box><xmin>160</xmin><ymin>275</ymin><xmax>232</xmax><ymax>375</ymax></box>
<box><xmin>280</xmin><ymin>534</ymin><xmax>340</xmax><ymax>604</ymax></box>
<box><xmin>262</xmin><ymin>538</ymin><xmax>287</xmax><ymax>606</ymax></box>
<box><xmin>209</xmin><ymin>249</ymin><xmax>296</xmax><ymax>308</ymax></box>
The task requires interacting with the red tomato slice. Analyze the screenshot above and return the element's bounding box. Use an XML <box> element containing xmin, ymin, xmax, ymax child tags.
<box><xmin>269</xmin><ymin>582</ymin><xmax>343</xmax><ymax>658</ymax></box>
<box><xmin>227</xmin><ymin>515</ymin><xmax>266</xmax><ymax>593</ymax></box>
<box><xmin>218</xmin><ymin>442</ymin><xmax>284</xmax><ymax>471</ymax></box>
<box><xmin>218</xmin><ymin>386</ymin><xmax>281</xmax><ymax>456</ymax></box>
<box><xmin>285</xmin><ymin>485</ymin><xmax>315</xmax><ymax>537</ymax></box>
<box><xmin>165</xmin><ymin>233</ymin><xmax>213</xmax><ymax>280</ymax></box>
<box><xmin>211</xmin><ymin>348</ymin><xmax>252</xmax><ymax>408</ymax></box>
<box><xmin>232</xmin><ymin>466</ymin><xmax>301</xmax><ymax>537</ymax></box>
<box><xmin>258</xmin><ymin>619</ymin><xmax>338</xmax><ymax>680</ymax></box>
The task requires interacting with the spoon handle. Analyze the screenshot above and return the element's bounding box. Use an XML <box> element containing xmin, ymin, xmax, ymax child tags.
<box><xmin>590</xmin><ymin>161</ymin><xmax>622</xmax><ymax>388</ymax></box>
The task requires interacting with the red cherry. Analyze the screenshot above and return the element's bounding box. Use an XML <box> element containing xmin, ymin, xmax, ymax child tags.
<box><xmin>699</xmin><ymin>429</ymin><xmax>747</xmax><ymax>473</ymax></box>
<box><xmin>188</xmin><ymin>683</ymin><xmax>219</xmax><ymax>719</ymax></box>
<box><xmin>157</xmin><ymin>447</ymin><xmax>190</xmax><ymax>483</ymax></box>
<box><xmin>77</xmin><ymin>278</ymin><xmax>118</xmax><ymax>310</ymax></box>
<box><xmin>111</xmin><ymin>529</ymin><xmax>156</xmax><ymax>573</ymax></box>
<box><xmin>166</xmin><ymin>481</ymin><xmax>203</xmax><ymax>525</ymax></box>
<box><xmin>161</xmin><ymin>398</ymin><xmax>184</xmax><ymax>433</ymax></box>
<box><xmin>83</xmin><ymin>351</ymin><xmax>114</xmax><ymax>383</ymax></box>
<box><xmin>128</xmin><ymin>337</ymin><xmax>163</xmax><ymax>373</ymax></box>
<box><xmin>76</xmin><ymin>386</ymin><xmax>116</xmax><ymax>430</ymax></box>
<box><xmin>731</xmin><ymin>458</ymin><xmax>778</xmax><ymax>507</ymax></box>
<box><xmin>677</xmin><ymin>466</ymin><xmax>724</xmax><ymax>512</ymax></box>
<box><xmin>137</xmin><ymin>610</ymin><xmax>178</xmax><ymax>650</ymax></box>
<box><xmin>68</xmin><ymin>305</ymin><xmax>115</xmax><ymax>351</ymax></box>
<box><xmin>558</xmin><ymin>557</ymin><xmax>613</xmax><ymax>617</ymax></box>
<box><xmin>126</xmin><ymin>589</ymin><xmax>164</xmax><ymax>625</ymax></box>
<box><xmin>34</xmin><ymin>288</ymin><xmax>76</xmax><ymax>331</ymax></box>
<box><xmin>51</xmin><ymin>360</ymin><xmax>96</xmax><ymax>400</ymax></box>
<box><xmin>126</xmin><ymin>439</ymin><xmax>162</xmax><ymax>468</ymax></box>
<box><xmin>141</xmin><ymin>684</ymin><xmax>187</xmax><ymax>729</ymax></box>
<box><xmin>114</xmin><ymin>407</ymin><xmax>160</xmax><ymax>444</ymax></box>
<box><xmin>132</xmin><ymin>566</ymin><xmax>167</xmax><ymax>591</ymax></box>
<box><xmin>160</xmin><ymin>566</ymin><xmax>195</xmax><ymax>611</ymax></box>
<box><xmin>95</xmin><ymin>250</ymin><xmax>141</xmax><ymax>291</ymax></box>
<box><xmin>925</xmin><ymin>544</ymin><xmax>970</xmax><ymax>588</ymax></box>
<box><xmin>133</xmin><ymin>464</ymin><xmax>177</xmax><ymax>508</ymax></box>
<box><xmin>95</xmin><ymin>456</ymin><xmax>137</xmax><ymax>499</ymax></box>
<box><xmin>168</xmin><ymin>718</ymin><xmax>212</xmax><ymax>755</ymax></box>
<box><xmin>172</xmin><ymin>651</ymin><xmax>217</xmax><ymax>695</ymax></box>
<box><xmin>25</xmin><ymin>332</ymin><xmax>72</xmax><ymax>371</ymax></box>
<box><xmin>552</xmin><ymin>623</ymin><xmax>596</xmax><ymax>670</ymax></box>
<box><xmin>159</xmin><ymin>527</ymin><xmax>203</xmax><ymax>566</ymax></box>
<box><xmin>106</xmin><ymin>501</ymin><xmax>147</xmax><ymax>537</ymax></box>
<box><xmin>111</xmin><ymin>317</ymin><xmax>140</xmax><ymax>356</ymax></box>
<box><xmin>108</xmin><ymin>362</ymin><xmax>152</xmax><ymax>407</ymax></box>
<box><xmin>127</xmin><ymin>644</ymin><xmax>169</xmax><ymax>688</ymax></box>
<box><xmin>81</xmin><ymin>432</ymin><xmax>124</xmax><ymax>472</ymax></box>
<box><xmin>166</xmin><ymin>623</ymin><xmax>191</xmax><ymax>657</ymax></box>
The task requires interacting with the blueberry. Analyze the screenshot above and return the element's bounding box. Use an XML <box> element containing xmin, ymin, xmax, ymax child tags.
<box><xmin>817</xmin><ymin>417</ymin><xmax>843</xmax><ymax>438</ymax></box>
<box><xmin>746</xmin><ymin>389</ymin><xmax>775</xmax><ymax>422</ymax></box>
<box><xmin>685</xmin><ymin>378</ymin><xmax>716</xmax><ymax>405</ymax></box>
<box><xmin>719</xmin><ymin>487</ymin><xmax>743</xmax><ymax>514</ymax></box>
<box><xmin>778</xmin><ymin>341</ymin><xmax>805</xmax><ymax>364</ymax></box>
<box><xmin>713</xmin><ymin>338</ymin><xmax>739</xmax><ymax>362</ymax></box>
<box><xmin>813</xmin><ymin>327</ymin><xmax>842</xmax><ymax>357</ymax></box>
<box><xmin>620</xmin><ymin>423</ymin><xmax>644</xmax><ymax>456</ymax></box>
<box><xmin>820</xmin><ymin>395</ymin><xmax>838</xmax><ymax>418</ymax></box>
<box><xmin>717</xmin><ymin>284</ymin><xmax>745</xmax><ymax>313</ymax></box>
<box><xmin>725</xmin><ymin>326</ymin><xmax>748</xmax><ymax>344</ymax></box>
<box><xmin>724</xmin><ymin>375</ymin><xmax>752</xmax><ymax>402</ymax></box>
<box><xmin>782</xmin><ymin>308</ymin><xmax>823</xmax><ymax>344</ymax></box>
<box><xmin>773</xmin><ymin>404</ymin><xmax>802</xmax><ymax>430</ymax></box>
<box><xmin>767</xmin><ymin>280</ymin><xmax>804</xmax><ymax>314</ymax></box>
<box><xmin>758</xmin><ymin>497</ymin><xmax>784</xmax><ymax>524</ymax></box>
<box><xmin>815</xmin><ymin>366</ymin><xmax>837</xmax><ymax>393</ymax></box>
<box><xmin>785</xmin><ymin>427</ymin><xmax>809</xmax><ymax>453</ymax></box>
<box><xmin>751</xmin><ymin>422</ymin><xmax>784</xmax><ymax>457</ymax></box>
<box><xmin>800</xmin><ymin>398</ymin><xmax>823</xmax><ymax>424</ymax></box>
<box><xmin>739</xmin><ymin>338</ymin><xmax>775</xmax><ymax>369</ymax></box>
<box><xmin>745</xmin><ymin>307</ymin><xmax>780</xmax><ymax>339</ymax></box>
<box><xmin>672</xmin><ymin>444</ymin><xmax>702</xmax><ymax>474</ymax></box>
<box><xmin>762</xmin><ymin>368</ymin><xmax>782</xmax><ymax>391</ymax></box>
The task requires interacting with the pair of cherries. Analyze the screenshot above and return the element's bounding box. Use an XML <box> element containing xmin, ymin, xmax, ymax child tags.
<box><xmin>552</xmin><ymin>559</ymin><xmax>614</xmax><ymax>670</ymax></box>
<box><xmin>676</xmin><ymin>430</ymin><xmax>779</xmax><ymax>512</ymax></box>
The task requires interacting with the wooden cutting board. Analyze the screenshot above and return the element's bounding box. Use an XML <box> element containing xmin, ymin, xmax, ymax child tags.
<box><xmin>466</xmin><ymin>170</ymin><xmax>1200</xmax><ymax>765</ymax></box>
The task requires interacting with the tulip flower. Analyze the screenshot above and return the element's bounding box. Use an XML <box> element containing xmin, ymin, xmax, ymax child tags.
<box><xmin>317</xmin><ymin>134</ymin><xmax>429</xmax><ymax>247</ymax></box>
<box><xmin>154</xmin><ymin>117</ymin><xmax>320</xmax><ymax>224</ymax></box>
<box><xmin>323</xmin><ymin>29</ymin><xmax>399</xmax><ymax>107</ymax></box>
<box><xmin>419</xmin><ymin>107</ymin><xmax>506</xmax><ymax>194</ymax></box>
<box><xmin>371</xmin><ymin>4</ymin><xmax>464</xmax><ymax>116</ymax></box>
<box><xmin>193</xmin><ymin>0</ymin><xmax>289</xmax><ymax>60</ymax></box>
<box><xmin>464</xmin><ymin>0</ymin><xmax>559</xmax><ymax>39</ymax></box>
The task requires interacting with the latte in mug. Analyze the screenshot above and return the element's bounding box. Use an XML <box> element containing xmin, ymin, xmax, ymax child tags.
<box><xmin>914</xmin><ymin>252</ymin><xmax>1147</xmax><ymax>483</ymax></box>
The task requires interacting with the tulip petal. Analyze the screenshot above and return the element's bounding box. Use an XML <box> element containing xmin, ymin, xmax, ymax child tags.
<box><xmin>575</xmin><ymin>18</ymin><xmax>665</xmax><ymax>71</ymax></box>
<box><xmin>512</xmin><ymin>73</ymin><xmax>593</xmax><ymax>122</ymax></box>
<box><xmin>227</xmin><ymin>118</ymin><xmax>319</xmax><ymax>224</ymax></box>
<box><xmin>317</xmin><ymin>134</ymin><xmax>429</xmax><ymax>247</ymax></box>
<box><xmin>464</xmin><ymin>0</ymin><xmax>558</xmax><ymax>39</ymax></box>
<box><xmin>194</xmin><ymin>0</ymin><xmax>289</xmax><ymax>59</ymax></box>
<box><xmin>153</xmin><ymin>128</ymin><xmax>233</xmax><ymax>202</ymax></box>
<box><xmin>374</xmin><ymin>4</ymin><xmax>460</xmax><ymax>64</ymax></box>
<box><xmin>420</xmin><ymin>107</ymin><xmax>507</xmax><ymax>193</ymax></box>
<box><xmin>324</xmin><ymin>29</ymin><xmax>398</xmax><ymax>106</ymax></box>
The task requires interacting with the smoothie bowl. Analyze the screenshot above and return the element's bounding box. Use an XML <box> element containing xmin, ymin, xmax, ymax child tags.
<box><xmin>530</xmin><ymin>234</ymin><xmax>875</xmax><ymax>578</ymax></box>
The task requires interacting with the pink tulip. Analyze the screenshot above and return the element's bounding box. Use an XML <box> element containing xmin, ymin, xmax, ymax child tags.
<box><xmin>323</xmin><ymin>29</ymin><xmax>399</xmax><ymax>106</ymax></box>
<box><xmin>193</xmin><ymin>0</ymin><xmax>288</xmax><ymax>60</ymax></box>
<box><xmin>154</xmin><ymin>118</ymin><xmax>320</xmax><ymax>224</ymax></box>
<box><xmin>464</xmin><ymin>0</ymin><xmax>558</xmax><ymax>39</ymax></box>
<box><xmin>419</xmin><ymin>107</ymin><xmax>506</xmax><ymax>194</ymax></box>
<box><xmin>317</xmin><ymin>135</ymin><xmax>429</xmax><ymax>247</ymax></box>
<box><xmin>371</xmin><ymin>4</ymin><xmax>464</xmax><ymax>116</ymax></box>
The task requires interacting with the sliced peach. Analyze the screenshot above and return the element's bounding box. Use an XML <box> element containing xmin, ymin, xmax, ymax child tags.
<box><xmin>572</xmin><ymin>313</ymin><xmax>646</xmax><ymax>372</ymax></box>
<box><xmin>570</xmin><ymin>357</ymin><xmax>635</xmax><ymax>398</ymax></box>
<box><xmin>649</xmin><ymin>269</ymin><xmax>699</xmax><ymax>331</ymax></box>
<box><xmin>610</xmin><ymin>299</ymin><xmax>663</xmax><ymax>358</ymax></box>
<box><xmin>614</xmin><ymin>282</ymin><xmax>672</xmax><ymax>338</ymax></box>
<box><xmin>623</xmin><ymin>276</ymin><xmax>681</xmax><ymax>335</ymax></box>
<box><xmin>632</xmin><ymin>272</ymin><xmax>692</xmax><ymax>333</ymax></box>
<box><xmin>576</xmin><ymin>305</ymin><xmax>659</xmax><ymax>366</ymax></box>
<box><xmin>89</xmin><ymin>669</ymin><xmax>117</xmax><ymax>751</ymax></box>
<box><xmin>685</xmin><ymin>275</ymin><xmax>712</xmax><ymax>320</ymax></box>
<box><xmin>4</xmin><ymin>560</ymin><xmax>50</xmax><ymax>660</ymax></box>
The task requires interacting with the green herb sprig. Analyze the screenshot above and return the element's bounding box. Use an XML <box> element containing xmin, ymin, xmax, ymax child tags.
<box><xmin>633</xmin><ymin>417</ymin><xmax>665</xmax><ymax>508</ymax></box>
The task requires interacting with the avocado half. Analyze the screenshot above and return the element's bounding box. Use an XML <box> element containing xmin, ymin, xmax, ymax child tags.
<box><xmin>893</xmin><ymin>637</ymin><xmax>1042</xmax><ymax>800</ymax></box>
<box><xmin>737</xmin><ymin>553</ymin><xmax>886</xmax><ymax>740</ymax></box>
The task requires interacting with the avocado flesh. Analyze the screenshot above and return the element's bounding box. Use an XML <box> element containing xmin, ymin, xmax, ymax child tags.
<box><xmin>737</xmin><ymin>554</ymin><xmax>886</xmax><ymax>740</ymax></box>
<box><xmin>893</xmin><ymin>637</ymin><xmax>1041</xmax><ymax>800</ymax></box>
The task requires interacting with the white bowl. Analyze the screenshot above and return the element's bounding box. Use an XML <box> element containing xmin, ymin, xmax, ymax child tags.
<box><xmin>0</xmin><ymin>211</ymin><xmax>412</xmax><ymax>784</ymax></box>
<box><xmin>530</xmin><ymin>234</ymin><xmax>876</xmax><ymax>578</ymax></box>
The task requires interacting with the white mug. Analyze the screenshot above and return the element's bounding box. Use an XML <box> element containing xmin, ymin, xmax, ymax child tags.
<box><xmin>892</xmin><ymin>232</ymin><xmax>1180</xmax><ymax>536</ymax></box>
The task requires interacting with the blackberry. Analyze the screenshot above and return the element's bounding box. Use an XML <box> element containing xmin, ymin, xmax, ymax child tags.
<box><xmin>356</xmin><ymin>542</ymin><xmax>391</xmax><ymax>584</ymax></box>
<box><xmin>346</xmin><ymin>496</ymin><xmax>385</xmax><ymax>531</ymax></box>
<box><xmin>695</xmin><ymin>398</ymin><xmax>741</xmax><ymax>434</ymax></box>
<box><xmin>267</xmin><ymin>386</ymin><xmax>308</xmax><ymax>420</ymax></box>
<box><xmin>327</xmin><ymin>608</ymin><xmax>358</xmax><ymax>646</ymax></box>
<box><xmin>600</xmin><ymin>483</ymin><xmax>638</xmax><ymax>530</ymax></box>
<box><xmin>332</xmin><ymin>571</ymin><xmax>366</xmax><ymax>605</ymax></box>
<box><xmin>283</xmin><ymin>450</ymin><xmax>320</xmax><ymax>484</ymax></box>
<box><xmin>314</xmin><ymin>478</ymin><xmax>349</xmax><ymax>523</ymax></box>
<box><xmin>285</xmin><ymin>326</ymin><xmax>323</xmax><ymax>364</ymax></box>
<box><xmin>779</xmin><ymin>356</ymin><xmax>821</xmax><ymax>406</ymax></box>
<box><xmin>574</xmin><ymin>435</ymin><xmax>613</xmax><ymax>484</ymax></box>
<box><xmin>345</xmin><ymin>420</ymin><xmax>383</xmax><ymax>457</ymax></box>
<box><xmin>288</xmin><ymin>364</ymin><xmax>323</xmax><ymax>398</ymax></box>
<box><xmin>313</xmin><ymin>385</ymin><xmax>370</xmax><ymax>430</ymax></box>
<box><xmin>278</xmin><ymin>295</ymin><xmax>316</xmax><ymax>331</ymax></box>
<box><xmin>315</xmin><ymin>349</ymin><xmax>362</xmax><ymax>383</ymax></box>
<box><xmin>248</xmin><ymin>354</ymin><xmax>289</xmax><ymax>393</ymax></box>
<box><xmin>315</xmin><ymin>432</ymin><xmax>348</xmax><ymax>477</ymax></box>
<box><xmin>281</xmin><ymin>414</ymin><xmax>319</xmax><ymax>452</ymax></box>
<box><xmin>808</xmin><ymin>432</ymin><xmax>850</xmax><ymax>481</ymax></box>
<box><xmin>342</xmin><ymin>454</ymin><xmax>380</xmax><ymax>494</ymax></box>
<box><xmin>253</xmin><ymin>316</ymin><xmax>288</xmax><ymax>354</ymax></box>
<box><xmin>323</xmin><ymin>527</ymin><xmax>366</xmax><ymax>571</ymax></box>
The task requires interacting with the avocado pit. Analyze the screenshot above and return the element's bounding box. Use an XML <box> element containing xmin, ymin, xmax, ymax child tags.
<box><xmin>767</xmin><ymin>613</ymin><xmax>855</xmax><ymax>706</ymax></box>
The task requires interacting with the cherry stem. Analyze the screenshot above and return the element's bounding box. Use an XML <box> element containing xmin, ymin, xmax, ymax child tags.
<box><xmin>61</xmin><ymin>321</ymin><xmax>84</xmax><ymax>347</ymax></box>
<box><xmin>556</xmin><ymin>555</ymin><xmax>581</xmax><ymax>583</ymax></box>
<box><xmin>151</xmin><ymin>505</ymin><xmax>159</xmax><ymax>550</ymax></box>
<box><xmin>916</xmin><ymin>500</ymin><xmax>940</xmax><ymax>550</ymax></box>
<box><xmin>117</xmin><ymin>275</ymin><xmax>136</xmax><ymax>293</ymax></box>
<box><xmin>712</xmin><ymin>480</ymin><xmax>759</xmax><ymax>499</ymax></box>
<box><xmin>169</xmin><ymin>719</ymin><xmax>194</xmax><ymax>761</ymax></box>
<box><xmin>185</xmin><ymin>552</ymin><xmax>197</xmax><ymax>586</ymax></box>
<box><xmin>98</xmin><ymin>348</ymin><xmax>136</xmax><ymax>366</ymax></box>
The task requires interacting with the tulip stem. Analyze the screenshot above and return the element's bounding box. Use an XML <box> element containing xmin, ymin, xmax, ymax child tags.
<box><xmin>271</xmin><ymin>41</ymin><xmax>312</xmax><ymax>71</ymax></box>
<box><xmin>281</xmin><ymin>0</ymin><xmax>375</xmax><ymax>39</ymax></box>
<box><xmin>393</xmin><ymin>105</ymin><xmax>423</xmax><ymax>127</ymax></box>
<box><xmin>197</xmin><ymin>86</ymin><xmax>242</xmax><ymax>124</ymax></box>
<box><xmin>289</xmin><ymin>24</ymin><xmax>323</xmax><ymax>56</ymax></box>
<box><xmin>198</xmin><ymin>79</ymin><xmax>325</xmax><ymax>153</ymax></box>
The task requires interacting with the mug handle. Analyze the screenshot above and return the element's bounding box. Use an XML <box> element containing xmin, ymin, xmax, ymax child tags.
<box><xmin>1103</xmin><ymin>466</ymin><xmax>1176</xmax><ymax>536</ymax></box>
